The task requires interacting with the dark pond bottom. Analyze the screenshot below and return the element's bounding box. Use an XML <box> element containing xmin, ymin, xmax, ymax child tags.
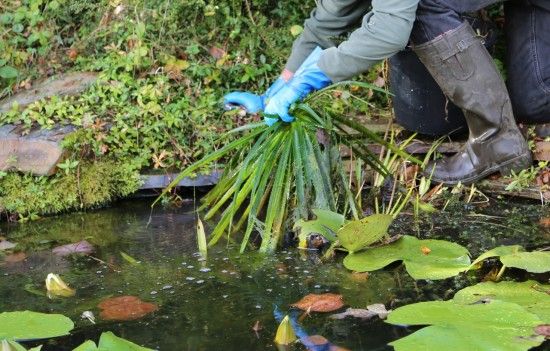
<box><xmin>0</xmin><ymin>198</ymin><xmax>548</xmax><ymax>350</ymax></box>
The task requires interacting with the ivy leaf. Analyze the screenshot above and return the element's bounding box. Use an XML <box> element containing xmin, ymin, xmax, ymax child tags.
<box><xmin>387</xmin><ymin>300</ymin><xmax>545</xmax><ymax>351</ymax></box>
<box><xmin>343</xmin><ymin>235</ymin><xmax>471</xmax><ymax>280</ymax></box>
<box><xmin>0</xmin><ymin>66</ymin><xmax>19</xmax><ymax>79</ymax></box>
<box><xmin>337</xmin><ymin>214</ymin><xmax>393</xmax><ymax>253</ymax></box>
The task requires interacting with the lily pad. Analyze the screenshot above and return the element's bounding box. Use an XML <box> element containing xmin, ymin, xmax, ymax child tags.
<box><xmin>291</xmin><ymin>293</ymin><xmax>345</xmax><ymax>312</ymax></box>
<box><xmin>0</xmin><ymin>340</ymin><xmax>42</xmax><ymax>351</ymax></box>
<box><xmin>0</xmin><ymin>311</ymin><xmax>74</xmax><ymax>340</ymax></box>
<box><xmin>386</xmin><ymin>300</ymin><xmax>545</xmax><ymax>351</ymax></box>
<box><xmin>470</xmin><ymin>246</ymin><xmax>550</xmax><ymax>273</ymax></box>
<box><xmin>73</xmin><ymin>332</ymin><xmax>154</xmax><ymax>351</ymax></box>
<box><xmin>293</xmin><ymin>209</ymin><xmax>345</xmax><ymax>247</ymax></box>
<box><xmin>343</xmin><ymin>235</ymin><xmax>471</xmax><ymax>280</ymax></box>
<box><xmin>337</xmin><ymin>214</ymin><xmax>393</xmax><ymax>253</ymax></box>
<box><xmin>453</xmin><ymin>280</ymin><xmax>550</xmax><ymax>322</ymax></box>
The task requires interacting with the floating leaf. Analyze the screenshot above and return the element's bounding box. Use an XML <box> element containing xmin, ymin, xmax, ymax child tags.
<box><xmin>274</xmin><ymin>315</ymin><xmax>297</xmax><ymax>346</ymax></box>
<box><xmin>45</xmin><ymin>273</ymin><xmax>75</xmax><ymax>298</ymax></box>
<box><xmin>291</xmin><ymin>293</ymin><xmax>344</xmax><ymax>312</ymax></box>
<box><xmin>344</xmin><ymin>235</ymin><xmax>471</xmax><ymax>280</ymax></box>
<box><xmin>453</xmin><ymin>280</ymin><xmax>550</xmax><ymax>322</ymax></box>
<box><xmin>293</xmin><ymin>209</ymin><xmax>345</xmax><ymax>248</ymax></box>
<box><xmin>98</xmin><ymin>296</ymin><xmax>158</xmax><ymax>321</ymax></box>
<box><xmin>73</xmin><ymin>332</ymin><xmax>154</xmax><ymax>351</ymax></box>
<box><xmin>337</xmin><ymin>214</ymin><xmax>393</xmax><ymax>253</ymax></box>
<box><xmin>0</xmin><ymin>311</ymin><xmax>73</xmax><ymax>340</ymax></box>
<box><xmin>330</xmin><ymin>304</ymin><xmax>390</xmax><ymax>320</ymax></box>
<box><xmin>120</xmin><ymin>251</ymin><xmax>140</xmax><ymax>265</ymax></box>
<box><xmin>80</xmin><ymin>311</ymin><xmax>96</xmax><ymax>324</ymax></box>
<box><xmin>386</xmin><ymin>300</ymin><xmax>545</xmax><ymax>351</ymax></box>
<box><xmin>52</xmin><ymin>240</ymin><xmax>94</xmax><ymax>256</ymax></box>
<box><xmin>197</xmin><ymin>217</ymin><xmax>207</xmax><ymax>259</ymax></box>
<box><xmin>470</xmin><ymin>245</ymin><xmax>550</xmax><ymax>273</ymax></box>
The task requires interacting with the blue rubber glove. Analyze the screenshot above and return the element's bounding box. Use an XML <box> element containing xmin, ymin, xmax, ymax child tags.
<box><xmin>223</xmin><ymin>78</ymin><xmax>286</xmax><ymax>114</ymax></box>
<box><xmin>264</xmin><ymin>47</ymin><xmax>332</xmax><ymax>123</ymax></box>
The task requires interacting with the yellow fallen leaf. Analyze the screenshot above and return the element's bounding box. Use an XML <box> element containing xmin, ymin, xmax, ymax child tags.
<box><xmin>45</xmin><ymin>273</ymin><xmax>75</xmax><ymax>298</ymax></box>
<box><xmin>274</xmin><ymin>315</ymin><xmax>297</xmax><ymax>346</ymax></box>
<box><xmin>421</xmin><ymin>246</ymin><xmax>432</xmax><ymax>255</ymax></box>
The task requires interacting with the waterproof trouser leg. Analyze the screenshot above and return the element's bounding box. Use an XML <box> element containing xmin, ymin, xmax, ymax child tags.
<box><xmin>412</xmin><ymin>22</ymin><xmax>532</xmax><ymax>185</ymax></box>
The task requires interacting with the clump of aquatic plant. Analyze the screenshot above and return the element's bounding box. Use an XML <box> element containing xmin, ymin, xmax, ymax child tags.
<box><xmin>157</xmin><ymin>82</ymin><xmax>420</xmax><ymax>253</ymax></box>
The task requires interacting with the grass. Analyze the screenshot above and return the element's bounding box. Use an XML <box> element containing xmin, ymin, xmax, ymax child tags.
<box><xmin>156</xmin><ymin>82</ymin><xmax>421</xmax><ymax>253</ymax></box>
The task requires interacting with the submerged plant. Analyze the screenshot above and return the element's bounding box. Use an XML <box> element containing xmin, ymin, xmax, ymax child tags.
<box><xmin>157</xmin><ymin>82</ymin><xmax>421</xmax><ymax>252</ymax></box>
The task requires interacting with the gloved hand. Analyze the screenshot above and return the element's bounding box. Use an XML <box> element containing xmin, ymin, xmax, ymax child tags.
<box><xmin>264</xmin><ymin>47</ymin><xmax>332</xmax><ymax>123</ymax></box>
<box><xmin>223</xmin><ymin>78</ymin><xmax>286</xmax><ymax>114</ymax></box>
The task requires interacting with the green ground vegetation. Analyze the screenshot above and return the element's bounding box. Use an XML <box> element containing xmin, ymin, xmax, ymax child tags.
<box><xmin>0</xmin><ymin>0</ymin><xmax>392</xmax><ymax>218</ymax></box>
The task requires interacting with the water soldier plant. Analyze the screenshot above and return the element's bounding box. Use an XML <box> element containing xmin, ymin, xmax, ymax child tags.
<box><xmin>156</xmin><ymin>82</ymin><xmax>421</xmax><ymax>252</ymax></box>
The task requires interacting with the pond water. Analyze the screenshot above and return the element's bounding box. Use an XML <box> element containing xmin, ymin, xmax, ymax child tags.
<box><xmin>0</xmin><ymin>198</ymin><xmax>548</xmax><ymax>350</ymax></box>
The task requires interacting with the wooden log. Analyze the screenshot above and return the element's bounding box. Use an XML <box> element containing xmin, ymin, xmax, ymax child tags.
<box><xmin>477</xmin><ymin>178</ymin><xmax>549</xmax><ymax>202</ymax></box>
<box><xmin>139</xmin><ymin>170</ymin><xmax>223</xmax><ymax>190</ymax></box>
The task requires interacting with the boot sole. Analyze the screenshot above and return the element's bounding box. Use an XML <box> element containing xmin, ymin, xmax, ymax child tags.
<box><xmin>429</xmin><ymin>152</ymin><xmax>533</xmax><ymax>186</ymax></box>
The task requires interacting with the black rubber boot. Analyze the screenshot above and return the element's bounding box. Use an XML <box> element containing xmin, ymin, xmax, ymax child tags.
<box><xmin>413</xmin><ymin>22</ymin><xmax>532</xmax><ymax>185</ymax></box>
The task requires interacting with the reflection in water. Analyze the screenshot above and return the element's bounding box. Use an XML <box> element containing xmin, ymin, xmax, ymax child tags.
<box><xmin>0</xmin><ymin>199</ymin><xmax>548</xmax><ymax>350</ymax></box>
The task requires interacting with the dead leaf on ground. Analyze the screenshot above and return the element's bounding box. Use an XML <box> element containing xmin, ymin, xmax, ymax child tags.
<box><xmin>291</xmin><ymin>293</ymin><xmax>344</xmax><ymax>313</ymax></box>
<box><xmin>535</xmin><ymin>325</ymin><xmax>550</xmax><ymax>338</ymax></box>
<box><xmin>52</xmin><ymin>240</ymin><xmax>94</xmax><ymax>256</ymax></box>
<box><xmin>67</xmin><ymin>48</ymin><xmax>78</xmax><ymax>61</ymax></box>
<box><xmin>3</xmin><ymin>252</ymin><xmax>26</xmax><ymax>263</ymax></box>
<box><xmin>98</xmin><ymin>295</ymin><xmax>158</xmax><ymax>321</ymax></box>
<box><xmin>540</xmin><ymin>218</ymin><xmax>550</xmax><ymax>228</ymax></box>
<box><xmin>209</xmin><ymin>46</ymin><xmax>226</xmax><ymax>60</ymax></box>
<box><xmin>373</xmin><ymin>76</ymin><xmax>386</xmax><ymax>88</ymax></box>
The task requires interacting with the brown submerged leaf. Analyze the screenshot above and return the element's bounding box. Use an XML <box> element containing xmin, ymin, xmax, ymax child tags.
<box><xmin>3</xmin><ymin>252</ymin><xmax>26</xmax><ymax>263</ymax></box>
<box><xmin>98</xmin><ymin>296</ymin><xmax>158</xmax><ymax>321</ymax></box>
<box><xmin>52</xmin><ymin>240</ymin><xmax>95</xmax><ymax>256</ymax></box>
<box><xmin>291</xmin><ymin>293</ymin><xmax>344</xmax><ymax>313</ymax></box>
